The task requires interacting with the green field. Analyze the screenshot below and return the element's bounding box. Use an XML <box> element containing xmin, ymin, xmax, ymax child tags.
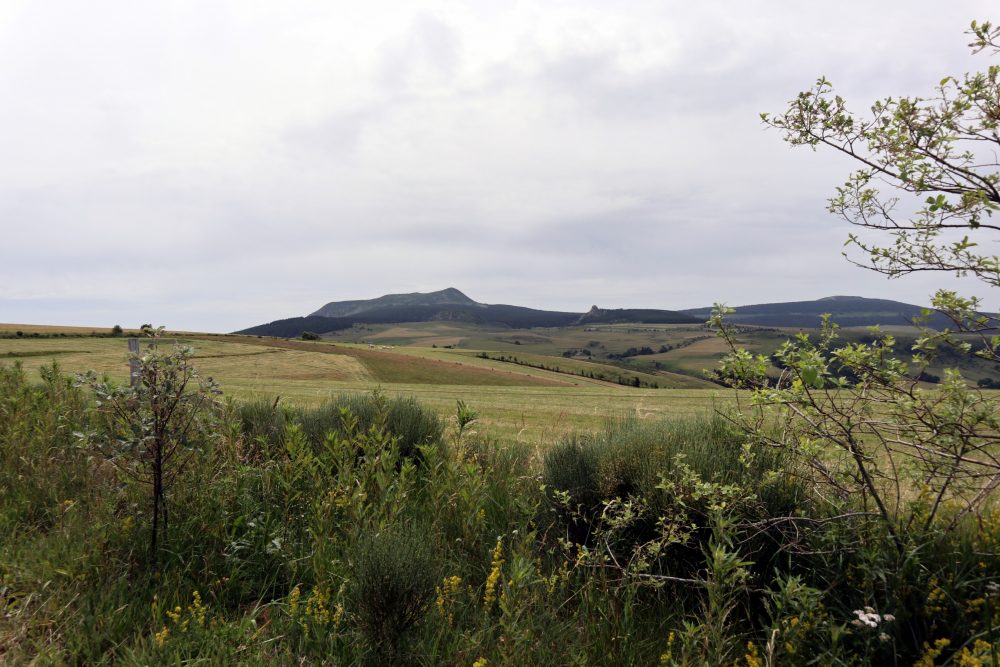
<box><xmin>0</xmin><ymin>328</ymin><xmax>732</xmax><ymax>443</ymax></box>
<box><xmin>4</xmin><ymin>317</ymin><xmax>995</xmax><ymax>444</ymax></box>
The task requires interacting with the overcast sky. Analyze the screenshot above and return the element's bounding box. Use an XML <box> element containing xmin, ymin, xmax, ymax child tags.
<box><xmin>1</xmin><ymin>1</ymin><xmax>995</xmax><ymax>332</ymax></box>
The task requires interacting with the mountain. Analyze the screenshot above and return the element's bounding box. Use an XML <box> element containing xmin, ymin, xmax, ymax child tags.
<box><xmin>680</xmin><ymin>296</ymin><xmax>954</xmax><ymax>329</ymax></box>
<box><xmin>311</xmin><ymin>287</ymin><xmax>481</xmax><ymax>318</ymax></box>
<box><xmin>236</xmin><ymin>290</ymin><xmax>700</xmax><ymax>337</ymax></box>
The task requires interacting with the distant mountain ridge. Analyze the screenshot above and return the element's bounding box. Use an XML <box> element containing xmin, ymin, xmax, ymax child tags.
<box><xmin>235</xmin><ymin>291</ymin><xmax>960</xmax><ymax>338</ymax></box>
<box><xmin>681</xmin><ymin>295</ymin><xmax>954</xmax><ymax>329</ymax></box>
<box><xmin>236</xmin><ymin>288</ymin><xmax>699</xmax><ymax>337</ymax></box>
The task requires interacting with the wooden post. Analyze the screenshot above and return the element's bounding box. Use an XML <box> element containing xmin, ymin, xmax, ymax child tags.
<box><xmin>128</xmin><ymin>338</ymin><xmax>140</xmax><ymax>387</ymax></box>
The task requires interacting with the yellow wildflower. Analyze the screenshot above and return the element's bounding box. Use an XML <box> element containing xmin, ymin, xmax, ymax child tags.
<box><xmin>436</xmin><ymin>575</ymin><xmax>463</xmax><ymax>623</ymax></box>
<box><xmin>483</xmin><ymin>539</ymin><xmax>504</xmax><ymax>612</ymax></box>
<box><xmin>188</xmin><ymin>590</ymin><xmax>206</xmax><ymax>627</ymax></box>
<box><xmin>659</xmin><ymin>631</ymin><xmax>675</xmax><ymax>664</ymax></box>
<box><xmin>914</xmin><ymin>638</ymin><xmax>951</xmax><ymax>667</ymax></box>
<box><xmin>304</xmin><ymin>587</ymin><xmax>330</xmax><ymax>625</ymax></box>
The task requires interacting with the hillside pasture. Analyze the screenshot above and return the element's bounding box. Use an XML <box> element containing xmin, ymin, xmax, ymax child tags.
<box><xmin>0</xmin><ymin>333</ymin><xmax>730</xmax><ymax>442</ymax></box>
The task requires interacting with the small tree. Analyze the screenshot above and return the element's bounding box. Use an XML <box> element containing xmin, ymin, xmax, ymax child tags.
<box><xmin>78</xmin><ymin>327</ymin><xmax>221</xmax><ymax>562</ymax></box>
<box><xmin>111</xmin><ymin>324</ymin><xmax>123</xmax><ymax>336</ymax></box>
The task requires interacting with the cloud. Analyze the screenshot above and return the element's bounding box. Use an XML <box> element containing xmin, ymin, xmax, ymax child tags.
<box><xmin>0</xmin><ymin>0</ymin><xmax>995</xmax><ymax>331</ymax></box>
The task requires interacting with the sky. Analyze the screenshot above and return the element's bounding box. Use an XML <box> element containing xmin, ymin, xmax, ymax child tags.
<box><xmin>0</xmin><ymin>1</ymin><xmax>995</xmax><ymax>332</ymax></box>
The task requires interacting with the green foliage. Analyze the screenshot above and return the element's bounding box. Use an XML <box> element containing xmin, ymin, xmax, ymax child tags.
<box><xmin>542</xmin><ymin>415</ymin><xmax>800</xmax><ymax>590</ymax></box>
<box><xmin>454</xmin><ymin>399</ymin><xmax>478</xmax><ymax>444</ymax></box>
<box><xmin>762</xmin><ymin>21</ymin><xmax>1000</xmax><ymax>287</ymax></box>
<box><xmin>3</xmin><ymin>366</ymin><xmax>999</xmax><ymax>664</ymax></box>
<box><xmin>238</xmin><ymin>390</ymin><xmax>444</xmax><ymax>463</ymax></box>
<box><xmin>0</xmin><ymin>362</ymin><xmax>91</xmax><ymax>533</ymax></box>
<box><xmin>733</xmin><ymin>21</ymin><xmax>1000</xmax><ymax>548</ymax></box>
<box><xmin>348</xmin><ymin>527</ymin><xmax>441</xmax><ymax>663</ymax></box>
<box><xmin>75</xmin><ymin>327</ymin><xmax>221</xmax><ymax>561</ymax></box>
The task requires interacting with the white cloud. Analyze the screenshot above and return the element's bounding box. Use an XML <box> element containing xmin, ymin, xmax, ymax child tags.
<box><xmin>0</xmin><ymin>0</ymin><xmax>995</xmax><ymax>330</ymax></box>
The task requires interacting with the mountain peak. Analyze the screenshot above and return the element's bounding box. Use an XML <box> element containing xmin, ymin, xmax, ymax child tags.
<box><xmin>309</xmin><ymin>288</ymin><xmax>480</xmax><ymax>318</ymax></box>
<box><xmin>439</xmin><ymin>287</ymin><xmax>474</xmax><ymax>301</ymax></box>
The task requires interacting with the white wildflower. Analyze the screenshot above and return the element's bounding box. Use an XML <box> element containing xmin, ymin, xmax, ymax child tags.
<box><xmin>851</xmin><ymin>608</ymin><xmax>892</xmax><ymax>629</ymax></box>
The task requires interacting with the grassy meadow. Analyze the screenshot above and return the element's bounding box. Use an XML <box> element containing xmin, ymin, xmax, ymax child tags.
<box><xmin>0</xmin><ymin>327</ymin><xmax>730</xmax><ymax>443</ymax></box>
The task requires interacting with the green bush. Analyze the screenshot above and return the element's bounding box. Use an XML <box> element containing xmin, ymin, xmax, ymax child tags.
<box><xmin>348</xmin><ymin>526</ymin><xmax>441</xmax><ymax>663</ymax></box>
<box><xmin>542</xmin><ymin>414</ymin><xmax>801</xmax><ymax>583</ymax></box>
<box><xmin>237</xmin><ymin>391</ymin><xmax>443</xmax><ymax>463</ymax></box>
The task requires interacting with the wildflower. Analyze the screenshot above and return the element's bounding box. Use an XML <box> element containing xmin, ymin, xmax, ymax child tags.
<box><xmin>154</xmin><ymin>625</ymin><xmax>169</xmax><ymax>648</ymax></box>
<box><xmin>436</xmin><ymin>575</ymin><xmax>463</xmax><ymax>623</ymax></box>
<box><xmin>659</xmin><ymin>631</ymin><xmax>676</xmax><ymax>664</ymax></box>
<box><xmin>472</xmin><ymin>658</ymin><xmax>489</xmax><ymax>667</ymax></box>
<box><xmin>744</xmin><ymin>640</ymin><xmax>762</xmax><ymax>667</ymax></box>
<box><xmin>304</xmin><ymin>587</ymin><xmax>330</xmax><ymax>625</ymax></box>
<box><xmin>188</xmin><ymin>590</ymin><xmax>206</xmax><ymax>627</ymax></box>
<box><xmin>914</xmin><ymin>638</ymin><xmax>951</xmax><ymax>667</ymax></box>
<box><xmin>955</xmin><ymin>639</ymin><xmax>996</xmax><ymax>667</ymax></box>
<box><xmin>483</xmin><ymin>538</ymin><xmax>504</xmax><ymax>612</ymax></box>
<box><xmin>288</xmin><ymin>584</ymin><xmax>301</xmax><ymax>616</ymax></box>
<box><xmin>851</xmin><ymin>607</ymin><xmax>892</xmax><ymax>629</ymax></box>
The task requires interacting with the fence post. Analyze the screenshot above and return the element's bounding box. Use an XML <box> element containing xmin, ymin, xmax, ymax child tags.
<box><xmin>128</xmin><ymin>338</ymin><xmax>140</xmax><ymax>387</ymax></box>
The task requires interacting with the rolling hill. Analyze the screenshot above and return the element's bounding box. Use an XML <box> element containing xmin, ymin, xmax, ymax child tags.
<box><xmin>680</xmin><ymin>295</ymin><xmax>956</xmax><ymax>329</ymax></box>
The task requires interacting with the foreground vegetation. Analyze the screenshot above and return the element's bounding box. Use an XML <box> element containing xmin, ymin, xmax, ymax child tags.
<box><xmin>2</xmin><ymin>359</ymin><xmax>997</xmax><ymax>665</ymax></box>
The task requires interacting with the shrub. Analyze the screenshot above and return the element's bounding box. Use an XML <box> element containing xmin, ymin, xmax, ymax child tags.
<box><xmin>348</xmin><ymin>526</ymin><xmax>441</xmax><ymax>663</ymax></box>
<box><xmin>238</xmin><ymin>391</ymin><xmax>443</xmax><ymax>462</ymax></box>
<box><xmin>542</xmin><ymin>414</ymin><xmax>800</xmax><ymax>584</ymax></box>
